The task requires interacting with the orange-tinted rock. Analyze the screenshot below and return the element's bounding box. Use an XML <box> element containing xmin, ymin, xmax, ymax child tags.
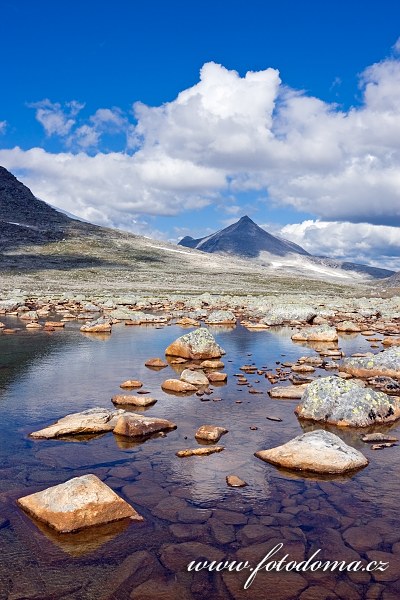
<box><xmin>145</xmin><ymin>357</ymin><xmax>168</xmax><ymax>368</ymax></box>
<box><xmin>165</xmin><ymin>328</ymin><xmax>225</xmax><ymax>359</ymax></box>
<box><xmin>17</xmin><ymin>474</ymin><xmax>142</xmax><ymax>533</ymax></box>
<box><xmin>113</xmin><ymin>414</ymin><xmax>176</xmax><ymax>438</ymax></box>
<box><xmin>207</xmin><ymin>371</ymin><xmax>228</xmax><ymax>383</ymax></box>
<box><xmin>195</xmin><ymin>424</ymin><xmax>228</xmax><ymax>442</ymax></box>
<box><xmin>119</xmin><ymin>380</ymin><xmax>143</xmax><ymax>389</ymax></box>
<box><xmin>176</xmin><ymin>446</ymin><xmax>224</xmax><ymax>457</ymax></box>
<box><xmin>161</xmin><ymin>379</ymin><xmax>197</xmax><ymax>393</ymax></box>
<box><xmin>45</xmin><ymin>321</ymin><xmax>65</xmax><ymax>328</ymax></box>
<box><xmin>112</xmin><ymin>395</ymin><xmax>157</xmax><ymax>407</ymax></box>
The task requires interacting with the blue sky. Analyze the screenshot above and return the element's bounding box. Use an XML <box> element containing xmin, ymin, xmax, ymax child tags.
<box><xmin>1</xmin><ymin>0</ymin><xmax>400</xmax><ymax>268</ymax></box>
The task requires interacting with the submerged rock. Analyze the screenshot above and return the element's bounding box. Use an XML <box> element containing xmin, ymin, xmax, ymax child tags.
<box><xmin>292</xmin><ymin>325</ymin><xmax>338</xmax><ymax>342</ymax></box>
<box><xmin>17</xmin><ymin>474</ymin><xmax>142</xmax><ymax>532</ymax></box>
<box><xmin>342</xmin><ymin>347</ymin><xmax>400</xmax><ymax>379</ymax></box>
<box><xmin>195</xmin><ymin>424</ymin><xmax>228</xmax><ymax>442</ymax></box>
<box><xmin>295</xmin><ymin>376</ymin><xmax>400</xmax><ymax>427</ymax></box>
<box><xmin>226</xmin><ymin>475</ymin><xmax>247</xmax><ymax>487</ymax></box>
<box><xmin>176</xmin><ymin>446</ymin><xmax>224</xmax><ymax>457</ymax></box>
<box><xmin>30</xmin><ymin>407</ymin><xmax>125</xmax><ymax>439</ymax></box>
<box><xmin>255</xmin><ymin>430</ymin><xmax>368</xmax><ymax>474</ymax></box>
<box><xmin>113</xmin><ymin>414</ymin><xmax>177</xmax><ymax>438</ymax></box>
<box><xmin>165</xmin><ymin>327</ymin><xmax>225</xmax><ymax>359</ymax></box>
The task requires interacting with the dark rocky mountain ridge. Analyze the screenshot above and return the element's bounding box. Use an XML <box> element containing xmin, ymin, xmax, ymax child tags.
<box><xmin>179</xmin><ymin>215</ymin><xmax>310</xmax><ymax>257</ymax></box>
<box><xmin>179</xmin><ymin>215</ymin><xmax>395</xmax><ymax>280</ymax></box>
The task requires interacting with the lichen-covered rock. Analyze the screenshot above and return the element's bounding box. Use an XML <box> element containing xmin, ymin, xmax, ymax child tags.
<box><xmin>342</xmin><ymin>347</ymin><xmax>400</xmax><ymax>379</ymax></box>
<box><xmin>180</xmin><ymin>369</ymin><xmax>209</xmax><ymax>386</ymax></box>
<box><xmin>295</xmin><ymin>376</ymin><xmax>400</xmax><ymax>427</ymax></box>
<box><xmin>205</xmin><ymin>310</ymin><xmax>236</xmax><ymax>324</ymax></box>
<box><xmin>113</xmin><ymin>414</ymin><xmax>176</xmax><ymax>438</ymax></box>
<box><xmin>255</xmin><ymin>430</ymin><xmax>368</xmax><ymax>474</ymax></box>
<box><xmin>30</xmin><ymin>407</ymin><xmax>126</xmax><ymax>438</ymax></box>
<box><xmin>261</xmin><ymin>305</ymin><xmax>317</xmax><ymax>326</ymax></box>
<box><xmin>17</xmin><ymin>474</ymin><xmax>142</xmax><ymax>532</ymax></box>
<box><xmin>80</xmin><ymin>317</ymin><xmax>112</xmax><ymax>333</ymax></box>
<box><xmin>165</xmin><ymin>328</ymin><xmax>225</xmax><ymax>359</ymax></box>
<box><xmin>291</xmin><ymin>325</ymin><xmax>338</xmax><ymax>342</ymax></box>
<box><xmin>337</xmin><ymin>321</ymin><xmax>362</xmax><ymax>332</ymax></box>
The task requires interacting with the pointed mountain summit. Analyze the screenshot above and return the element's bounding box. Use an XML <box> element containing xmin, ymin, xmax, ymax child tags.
<box><xmin>178</xmin><ymin>215</ymin><xmax>310</xmax><ymax>258</ymax></box>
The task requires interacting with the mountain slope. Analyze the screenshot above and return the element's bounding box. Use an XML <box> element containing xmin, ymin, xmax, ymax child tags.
<box><xmin>179</xmin><ymin>216</ymin><xmax>394</xmax><ymax>280</ymax></box>
<box><xmin>179</xmin><ymin>215</ymin><xmax>310</xmax><ymax>257</ymax></box>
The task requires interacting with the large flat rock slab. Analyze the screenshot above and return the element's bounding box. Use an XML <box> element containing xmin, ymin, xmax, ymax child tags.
<box><xmin>17</xmin><ymin>474</ymin><xmax>142</xmax><ymax>532</ymax></box>
<box><xmin>30</xmin><ymin>407</ymin><xmax>126</xmax><ymax>439</ymax></box>
<box><xmin>291</xmin><ymin>325</ymin><xmax>338</xmax><ymax>342</ymax></box>
<box><xmin>255</xmin><ymin>430</ymin><xmax>368</xmax><ymax>474</ymax></box>
<box><xmin>295</xmin><ymin>376</ymin><xmax>400</xmax><ymax>426</ymax></box>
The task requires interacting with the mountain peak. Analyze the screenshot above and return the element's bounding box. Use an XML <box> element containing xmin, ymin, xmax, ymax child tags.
<box><xmin>179</xmin><ymin>216</ymin><xmax>310</xmax><ymax>258</ymax></box>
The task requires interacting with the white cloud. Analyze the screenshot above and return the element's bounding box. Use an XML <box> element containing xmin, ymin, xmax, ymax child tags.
<box><xmin>0</xmin><ymin>121</ymin><xmax>6</xmax><ymax>134</ymax></box>
<box><xmin>279</xmin><ymin>220</ymin><xmax>400</xmax><ymax>270</ymax></box>
<box><xmin>1</xmin><ymin>53</ymin><xmax>400</xmax><ymax>247</ymax></box>
<box><xmin>393</xmin><ymin>37</ymin><xmax>400</xmax><ymax>55</ymax></box>
<box><xmin>28</xmin><ymin>99</ymin><xmax>84</xmax><ymax>137</ymax></box>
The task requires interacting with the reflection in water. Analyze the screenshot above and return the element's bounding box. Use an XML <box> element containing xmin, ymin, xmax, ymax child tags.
<box><xmin>0</xmin><ymin>317</ymin><xmax>399</xmax><ymax>598</ymax></box>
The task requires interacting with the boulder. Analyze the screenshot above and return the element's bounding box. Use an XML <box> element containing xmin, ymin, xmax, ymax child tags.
<box><xmin>112</xmin><ymin>395</ymin><xmax>157</xmax><ymax>407</ymax></box>
<box><xmin>200</xmin><ymin>359</ymin><xmax>225</xmax><ymax>369</ymax></box>
<box><xmin>161</xmin><ymin>379</ymin><xmax>197</xmax><ymax>393</ymax></box>
<box><xmin>291</xmin><ymin>325</ymin><xmax>338</xmax><ymax>342</ymax></box>
<box><xmin>30</xmin><ymin>407</ymin><xmax>125</xmax><ymax>439</ymax></box>
<box><xmin>180</xmin><ymin>369</ymin><xmax>209</xmax><ymax>387</ymax></box>
<box><xmin>176</xmin><ymin>317</ymin><xmax>199</xmax><ymax>326</ymax></box>
<box><xmin>207</xmin><ymin>371</ymin><xmax>228</xmax><ymax>383</ymax></box>
<box><xmin>17</xmin><ymin>474</ymin><xmax>142</xmax><ymax>532</ymax></box>
<box><xmin>255</xmin><ymin>430</ymin><xmax>368</xmax><ymax>474</ymax></box>
<box><xmin>295</xmin><ymin>376</ymin><xmax>400</xmax><ymax>427</ymax></box>
<box><xmin>165</xmin><ymin>328</ymin><xmax>225</xmax><ymax>359</ymax></box>
<box><xmin>113</xmin><ymin>414</ymin><xmax>177</xmax><ymax>438</ymax></box>
<box><xmin>80</xmin><ymin>318</ymin><xmax>112</xmax><ymax>333</ymax></box>
<box><xmin>195</xmin><ymin>425</ymin><xmax>228</xmax><ymax>442</ymax></box>
<box><xmin>336</xmin><ymin>320</ymin><xmax>362</xmax><ymax>332</ymax></box>
<box><xmin>205</xmin><ymin>310</ymin><xmax>236</xmax><ymax>324</ymax></box>
<box><xmin>382</xmin><ymin>336</ymin><xmax>400</xmax><ymax>346</ymax></box>
<box><xmin>268</xmin><ymin>384</ymin><xmax>309</xmax><ymax>399</ymax></box>
<box><xmin>342</xmin><ymin>347</ymin><xmax>400</xmax><ymax>379</ymax></box>
<box><xmin>262</xmin><ymin>305</ymin><xmax>317</xmax><ymax>326</ymax></box>
<box><xmin>367</xmin><ymin>376</ymin><xmax>400</xmax><ymax>394</ymax></box>
<box><xmin>119</xmin><ymin>380</ymin><xmax>143</xmax><ymax>389</ymax></box>
<box><xmin>145</xmin><ymin>357</ymin><xmax>168</xmax><ymax>368</ymax></box>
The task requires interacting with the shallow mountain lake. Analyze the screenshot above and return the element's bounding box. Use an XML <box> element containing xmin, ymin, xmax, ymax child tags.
<box><xmin>0</xmin><ymin>316</ymin><xmax>399</xmax><ymax>599</ymax></box>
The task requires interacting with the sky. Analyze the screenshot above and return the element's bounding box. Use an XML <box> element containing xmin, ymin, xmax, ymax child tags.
<box><xmin>1</xmin><ymin>0</ymin><xmax>400</xmax><ymax>270</ymax></box>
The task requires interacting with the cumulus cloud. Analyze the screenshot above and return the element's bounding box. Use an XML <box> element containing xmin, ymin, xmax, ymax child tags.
<box><xmin>1</xmin><ymin>52</ymin><xmax>400</xmax><ymax>253</ymax></box>
<box><xmin>279</xmin><ymin>220</ymin><xmax>400</xmax><ymax>270</ymax></box>
<box><xmin>28</xmin><ymin>99</ymin><xmax>84</xmax><ymax>137</ymax></box>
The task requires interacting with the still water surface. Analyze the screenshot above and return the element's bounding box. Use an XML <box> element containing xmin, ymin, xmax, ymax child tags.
<box><xmin>0</xmin><ymin>317</ymin><xmax>399</xmax><ymax>599</ymax></box>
